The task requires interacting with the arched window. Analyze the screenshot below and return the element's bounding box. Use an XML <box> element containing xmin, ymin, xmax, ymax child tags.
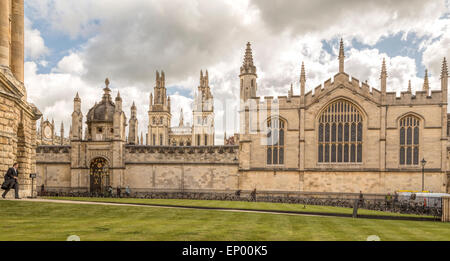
<box><xmin>318</xmin><ymin>100</ymin><xmax>362</xmax><ymax>163</ymax></box>
<box><xmin>400</xmin><ymin>115</ymin><xmax>420</xmax><ymax>165</ymax></box>
<box><xmin>267</xmin><ymin>118</ymin><xmax>285</xmax><ymax>165</ymax></box>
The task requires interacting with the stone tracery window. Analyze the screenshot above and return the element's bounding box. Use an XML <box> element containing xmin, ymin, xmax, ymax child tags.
<box><xmin>266</xmin><ymin>118</ymin><xmax>285</xmax><ymax>165</ymax></box>
<box><xmin>399</xmin><ymin>115</ymin><xmax>420</xmax><ymax>165</ymax></box>
<box><xmin>318</xmin><ymin>100</ymin><xmax>362</xmax><ymax>163</ymax></box>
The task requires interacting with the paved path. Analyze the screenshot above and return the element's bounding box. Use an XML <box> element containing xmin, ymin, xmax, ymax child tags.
<box><xmin>8</xmin><ymin>198</ymin><xmax>328</xmax><ymax>218</ymax></box>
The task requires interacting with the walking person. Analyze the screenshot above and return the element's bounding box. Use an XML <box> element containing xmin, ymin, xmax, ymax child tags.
<box><xmin>125</xmin><ymin>185</ymin><xmax>131</xmax><ymax>197</ymax></box>
<box><xmin>1</xmin><ymin>163</ymin><xmax>20</xmax><ymax>199</ymax></box>
<box><xmin>358</xmin><ymin>190</ymin><xmax>364</xmax><ymax>207</ymax></box>
<box><xmin>250</xmin><ymin>188</ymin><xmax>257</xmax><ymax>202</ymax></box>
<box><xmin>117</xmin><ymin>186</ymin><xmax>122</xmax><ymax>198</ymax></box>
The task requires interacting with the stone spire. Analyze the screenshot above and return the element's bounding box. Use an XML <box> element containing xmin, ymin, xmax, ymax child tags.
<box><xmin>60</xmin><ymin>122</ymin><xmax>64</xmax><ymax>145</ymax></box>
<box><xmin>149</xmin><ymin>93</ymin><xmax>153</xmax><ymax>108</ymax></box>
<box><xmin>441</xmin><ymin>57</ymin><xmax>448</xmax><ymax>102</ymax></box>
<box><xmin>240</xmin><ymin>42</ymin><xmax>257</xmax><ymax>76</ymax></box>
<box><xmin>72</xmin><ymin>92</ymin><xmax>82</xmax><ymax>140</ymax></box>
<box><xmin>140</xmin><ymin>132</ymin><xmax>144</xmax><ymax>145</ymax></box>
<box><xmin>73</xmin><ymin>92</ymin><xmax>81</xmax><ymax>112</ymax></box>
<box><xmin>128</xmin><ymin>101</ymin><xmax>138</xmax><ymax>145</ymax></box>
<box><xmin>179</xmin><ymin>108</ymin><xmax>184</xmax><ymax>127</ymax></box>
<box><xmin>156</xmin><ymin>70</ymin><xmax>160</xmax><ymax>87</ymax></box>
<box><xmin>115</xmin><ymin>91</ymin><xmax>122</xmax><ymax>112</ymax></box>
<box><xmin>288</xmin><ymin>83</ymin><xmax>293</xmax><ymax>98</ymax></box>
<box><xmin>338</xmin><ymin>38</ymin><xmax>345</xmax><ymax>73</ymax></box>
<box><xmin>300</xmin><ymin>61</ymin><xmax>306</xmax><ymax>96</ymax></box>
<box><xmin>380</xmin><ymin>58</ymin><xmax>387</xmax><ymax>95</ymax></box>
<box><xmin>423</xmin><ymin>69</ymin><xmax>430</xmax><ymax>95</ymax></box>
<box><xmin>408</xmin><ymin>80</ymin><xmax>412</xmax><ymax>93</ymax></box>
<box><xmin>442</xmin><ymin>57</ymin><xmax>448</xmax><ymax>78</ymax></box>
<box><xmin>51</xmin><ymin>118</ymin><xmax>55</xmax><ymax>144</ymax></box>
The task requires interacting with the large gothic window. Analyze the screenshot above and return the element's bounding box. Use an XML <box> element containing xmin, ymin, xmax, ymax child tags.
<box><xmin>318</xmin><ymin>100</ymin><xmax>363</xmax><ymax>163</ymax></box>
<box><xmin>399</xmin><ymin>115</ymin><xmax>420</xmax><ymax>165</ymax></box>
<box><xmin>266</xmin><ymin>118</ymin><xmax>285</xmax><ymax>165</ymax></box>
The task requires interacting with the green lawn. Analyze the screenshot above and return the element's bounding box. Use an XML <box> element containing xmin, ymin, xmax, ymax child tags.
<box><xmin>46</xmin><ymin>196</ymin><xmax>432</xmax><ymax>218</ymax></box>
<box><xmin>0</xmin><ymin>200</ymin><xmax>449</xmax><ymax>241</ymax></box>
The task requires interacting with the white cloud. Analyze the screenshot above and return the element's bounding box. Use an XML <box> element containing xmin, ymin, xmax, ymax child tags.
<box><xmin>52</xmin><ymin>52</ymin><xmax>86</xmax><ymax>75</ymax></box>
<box><xmin>421</xmin><ymin>23</ymin><xmax>450</xmax><ymax>90</ymax></box>
<box><xmin>24</xmin><ymin>0</ymin><xmax>450</xmax><ymax>143</ymax></box>
<box><xmin>24</xmin><ymin>18</ymin><xmax>49</xmax><ymax>60</ymax></box>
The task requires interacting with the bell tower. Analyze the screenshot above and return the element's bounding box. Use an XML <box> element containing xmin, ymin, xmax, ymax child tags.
<box><xmin>192</xmin><ymin>70</ymin><xmax>215</xmax><ymax>146</ymax></box>
<box><xmin>148</xmin><ymin>71</ymin><xmax>171</xmax><ymax>146</ymax></box>
<box><xmin>239</xmin><ymin>42</ymin><xmax>257</xmax><ymax>102</ymax></box>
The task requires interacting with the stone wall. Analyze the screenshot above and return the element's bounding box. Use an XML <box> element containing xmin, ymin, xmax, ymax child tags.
<box><xmin>124</xmin><ymin>145</ymin><xmax>239</xmax><ymax>191</ymax></box>
<box><xmin>239</xmin><ymin>170</ymin><xmax>446</xmax><ymax>193</ymax></box>
<box><xmin>36</xmin><ymin>145</ymin><xmax>240</xmax><ymax>192</ymax></box>
<box><xmin>0</xmin><ymin>79</ymin><xmax>41</xmax><ymax>197</ymax></box>
<box><xmin>36</xmin><ymin>146</ymin><xmax>71</xmax><ymax>189</ymax></box>
<box><xmin>36</xmin><ymin>142</ymin><xmax>447</xmax><ymax>194</ymax></box>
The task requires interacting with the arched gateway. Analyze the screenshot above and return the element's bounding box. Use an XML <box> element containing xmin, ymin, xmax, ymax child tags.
<box><xmin>89</xmin><ymin>157</ymin><xmax>110</xmax><ymax>193</ymax></box>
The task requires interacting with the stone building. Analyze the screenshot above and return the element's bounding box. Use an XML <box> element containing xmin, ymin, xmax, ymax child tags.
<box><xmin>36</xmin><ymin>40</ymin><xmax>450</xmax><ymax>195</ymax></box>
<box><xmin>0</xmin><ymin>0</ymin><xmax>41</xmax><ymax>198</ymax></box>
<box><xmin>36</xmin><ymin>118</ymin><xmax>69</xmax><ymax>145</ymax></box>
<box><xmin>36</xmin><ymin>71</ymin><xmax>217</xmax><ymax>193</ymax></box>
<box><xmin>238</xmin><ymin>40</ymin><xmax>449</xmax><ymax>193</ymax></box>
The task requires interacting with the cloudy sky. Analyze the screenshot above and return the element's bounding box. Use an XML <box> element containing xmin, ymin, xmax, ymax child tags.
<box><xmin>24</xmin><ymin>0</ymin><xmax>449</xmax><ymax>144</ymax></box>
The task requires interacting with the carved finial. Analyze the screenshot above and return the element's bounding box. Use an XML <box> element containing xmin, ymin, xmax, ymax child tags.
<box><xmin>339</xmin><ymin>38</ymin><xmax>345</xmax><ymax>73</ymax></box>
<box><xmin>74</xmin><ymin>92</ymin><xmax>81</xmax><ymax>101</ymax></box>
<box><xmin>131</xmin><ymin>101</ymin><xmax>136</xmax><ymax>110</ymax></box>
<box><xmin>442</xmin><ymin>57</ymin><xmax>448</xmax><ymax>78</ymax></box>
<box><xmin>423</xmin><ymin>69</ymin><xmax>430</xmax><ymax>94</ymax></box>
<box><xmin>105</xmin><ymin>78</ymin><xmax>110</xmax><ymax>88</ymax></box>
<box><xmin>179</xmin><ymin>108</ymin><xmax>184</xmax><ymax>127</ymax></box>
<box><xmin>381</xmin><ymin>58</ymin><xmax>387</xmax><ymax>75</ymax></box>
<box><xmin>380</xmin><ymin>58</ymin><xmax>387</xmax><ymax>95</ymax></box>
<box><xmin>408</xmin><ymin>80</ymin><xmax>412</xmax><ymax>93</ymax></box>
<box><xmin>240</xmin><ymin>42</ymin><xmax>257</xmax><ymax>76</ymax></box>
<box><xmin>300</xmin><ymin>61</ymin><xmax>306</xmax><ymax>97</ymax></box>
<box><xmin>115</xmin><ymin>91</ymin><xmax>122</xmax><ymax>101</ymax></box>
<box><xmin>244</xmin><ymin>42</ymin><xmax>254</xmax><ymax>66</ymax></box>
<box><xmin>301</xmin><ymin>61</ymin><xmax>306</xmax><ymax>79</ymax></box>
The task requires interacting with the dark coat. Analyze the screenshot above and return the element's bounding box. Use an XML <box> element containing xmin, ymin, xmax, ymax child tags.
<box><xmin>2</xmin><ymin>168</ymin><xmax>18</xmax><ymax>190</ymax></box>
<box><xmin>5</xmin><ymin>168</ymin><xmax>18</xmax><ymax>180</ymax></box>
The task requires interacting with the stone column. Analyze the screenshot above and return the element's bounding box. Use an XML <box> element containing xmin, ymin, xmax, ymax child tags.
<box><xmin>11</xmin><ymin>0</ymin><xmax>24</xmax><ymax>82</ymax></box>
<box><xmin>0</xmin><ymin>0</ymin><xmax>10</xmax><ymax>67</ymax></box>
<box><xmin>442</xmin><ymin>196</ymin><xmax>450</xmax><ymax>222</ymax></box>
